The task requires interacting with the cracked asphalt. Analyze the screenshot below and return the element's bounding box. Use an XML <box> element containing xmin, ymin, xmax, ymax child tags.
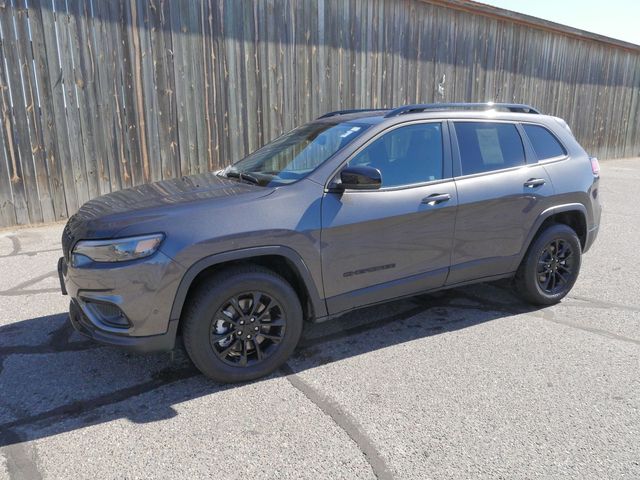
<box><xmin>1</xmin><ymin>158</ymin><xmax>639</xmax><ymax>479</ymax></box>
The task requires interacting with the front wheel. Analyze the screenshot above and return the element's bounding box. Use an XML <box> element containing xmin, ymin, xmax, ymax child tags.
<box><xmin>514</xmin><ymin>223</ymin><xmax>582</xmax><ymax>305</ymax></box>
<box><xmin>182</xmin><ymin>266</ymin><xmax>303</xmax><ymax>382</ymax></box>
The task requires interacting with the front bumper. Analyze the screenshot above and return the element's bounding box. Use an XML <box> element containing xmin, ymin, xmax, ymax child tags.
<box><xmin>58</xmin><ymin>250</ymin><xmax>185</xmax><ymax>352</ymax></box>
<box><xmin>69</xmin><ymin>299</ymin><xmax>178</xmax><ymax>352</ymax></box>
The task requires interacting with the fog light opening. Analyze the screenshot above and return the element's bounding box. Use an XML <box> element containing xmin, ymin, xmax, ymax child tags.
<box><xmin>84</xmin><ymin>301</ymin><xmax>131</xmax><ymax>329</ymax></box>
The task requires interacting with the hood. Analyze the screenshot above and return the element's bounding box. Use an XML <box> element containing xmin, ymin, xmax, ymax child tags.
<box><xmin>61</xmin><ymin>172</ymin><xmax>271</xmax><ymax>256</ymax></box>
<box><xmin>78</xmin><ymin>172</ymin><xmax>263</xmax><ymax>217</ymax></box>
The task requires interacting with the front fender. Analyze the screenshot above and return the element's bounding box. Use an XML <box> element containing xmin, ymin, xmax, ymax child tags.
<box><xmin>169</xmin><ymin>245</ymin><xmax>327</xmax><ymax>323</ymax></box>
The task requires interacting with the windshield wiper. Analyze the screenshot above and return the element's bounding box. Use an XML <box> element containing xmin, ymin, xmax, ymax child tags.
<box><xmin>224</xmin><ymin>170</ymin><xmax>260</xmax><ymax>185</ymax></box>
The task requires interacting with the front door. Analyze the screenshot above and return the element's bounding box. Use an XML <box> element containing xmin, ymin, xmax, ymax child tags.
<box><xmin>320</xmin><ymin>121</ymin><xmax>457</xmax><ymax>314</ymax></box>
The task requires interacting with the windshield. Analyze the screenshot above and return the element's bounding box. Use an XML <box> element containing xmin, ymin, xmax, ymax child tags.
<box><xmin>220</xmin><ymin>121</ymin><xmax>371</xmax><ymax>186</ymax></box>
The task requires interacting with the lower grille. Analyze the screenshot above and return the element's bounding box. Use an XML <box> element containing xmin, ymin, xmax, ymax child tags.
<box><xmin>84</xmin><ymin>301</ymin><xmax>131</xmax><ymax>329</ymax></box>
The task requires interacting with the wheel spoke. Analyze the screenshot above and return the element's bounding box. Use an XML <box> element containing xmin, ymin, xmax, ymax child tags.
<box><xmin>211</xmin><ymin>331</ymin><xmax>233</xmax><ymax>343</ymax></box>
<box><xmin>254</xmin><ymin>340</ymin><xmax>263</xmax><ymax>361</ymax></box>
<box><xmin>218</xmin><ymin>339</ymin><xmax>240</xmax><ymax>359</ymax></box>
<box><xmin>218</xmin><ymin>315</ymin><xmax>239</xmax><ymax>328</ymax></box>
<box><xmin>556</xmin><ymin>270</ymin><xmax>569</xmax><ymax>284</ymax></box>
<box><xmin>256</xmin><ymin>298</ymin><xmax>273</xmax><ymax>320</ymax></box>
<box><xmin>263</xmin><ymin>317</ymin><xmax>285</xmax><ymax>327</ymax></box>
<box><xmin>228</xmin><ymin>297</ymin><xmax>244</xmax><ymax>317</ymax></box>
<box><xmin>557</xmin><ymin>264</ymin><xmax>572</xmax><ymax>274</ymax></box>
<box><xmin>239</xmin><ymin>341</ymin><xmax>248</xmax><ymax>366</ymax></box>
<box><xmin>559</xmin><ymin>250</ymin><xmax>572</xmax><ymax>260</ymax></box>
<box><xmin>258</xmin><ymin>332</ymin><xmax>282</xmax><ymax>343</ymax></box>
<box><xmin>249</xmin><ymin>292</ymin><xmax>262</xmax><ymax>316</ymax></box>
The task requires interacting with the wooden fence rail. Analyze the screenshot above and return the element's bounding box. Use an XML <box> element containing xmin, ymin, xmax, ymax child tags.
<box><xmin>0</xmin><ymin>0</ymin><xmax>639</xmax><ymax>227</ymax></box>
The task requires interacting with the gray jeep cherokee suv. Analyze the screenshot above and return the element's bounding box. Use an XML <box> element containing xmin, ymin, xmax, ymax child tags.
<box><xmin>58</xmin><ymin>103</ymin><xmax>601</xmax><ymax>382</ymax></box>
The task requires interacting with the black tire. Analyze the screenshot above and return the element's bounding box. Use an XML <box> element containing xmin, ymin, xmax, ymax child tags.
<box><xmin>182</xmin><ymin>265</ymin><xmax>303</xmax><ymax>383</ymax></box>
<box><xmin>514</xmin><ymin>223</ymin><xmax>582</xmax><ymax>305</ymax></box>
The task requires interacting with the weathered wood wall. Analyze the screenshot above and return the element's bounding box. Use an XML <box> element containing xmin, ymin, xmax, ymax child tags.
<box><xmin>0</xmin><ymin>0</ymin><xmax>639</xmax><ymax>227</ymax></box>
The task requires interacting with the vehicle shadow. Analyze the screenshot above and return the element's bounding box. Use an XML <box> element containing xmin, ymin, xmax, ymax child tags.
<box><xmin>0</xmin><ymin>280</ymin><xmax>540</xmax><ymax>447</ymax></box>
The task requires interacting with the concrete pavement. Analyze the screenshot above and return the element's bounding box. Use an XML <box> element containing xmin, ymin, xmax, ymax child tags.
<box><xmin>0</xmin><ymin>158</ymin><xmax>638</xmax><ymax>479</ymax></box>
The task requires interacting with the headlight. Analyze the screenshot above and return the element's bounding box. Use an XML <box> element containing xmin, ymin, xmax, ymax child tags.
<box><xmin>72</xmin><ymin>234</ymin><xmax>164</xmax><ymax>264</ymax></box>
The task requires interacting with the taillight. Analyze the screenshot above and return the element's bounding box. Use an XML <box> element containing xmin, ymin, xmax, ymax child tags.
<box><xmin>590</xmin><ymin>157</ymin><xmax>600</xmax><ymax>176</ymax></box>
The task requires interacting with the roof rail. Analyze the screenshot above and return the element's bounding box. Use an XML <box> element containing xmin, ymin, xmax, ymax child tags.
<box><xmin>317</xmin><ymin>108</ymin><xmax>388</xmax><ymax>119</ymax></box>
<box><xmin>384</xmin><ymin>103</ymin><xmax>541</xmax><ymax>118</ymax></box>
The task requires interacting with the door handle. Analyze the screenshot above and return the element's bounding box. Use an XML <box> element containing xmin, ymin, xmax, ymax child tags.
<box><xmin>524</xmin><ymin>178</ymin><xmax>546</xmax><ymax>188</ymax></box>
<box><xmin>421</xmin><ymin>193</ymin><xmax>451</xmax><ymax>205</ymax></box>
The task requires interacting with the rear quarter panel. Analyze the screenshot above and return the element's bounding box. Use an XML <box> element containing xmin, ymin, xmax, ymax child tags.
<box><xmin>536</xmin><ymin>120</ymin><xmax>601</xmax><ymax>230</ymax></box>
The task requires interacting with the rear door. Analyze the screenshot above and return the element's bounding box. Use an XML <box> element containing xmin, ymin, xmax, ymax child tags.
<box><xmin>321</xmin><ymin>121</ymin><xmax>457</xmax><ymax>313</ymax></box>
<box><xmin>447</xmin><ymin>120</ymin><xmax>555</xmax><ymax>284</ymax></box>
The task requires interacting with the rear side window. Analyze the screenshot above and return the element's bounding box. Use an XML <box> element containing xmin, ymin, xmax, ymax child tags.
<box><xmin>523</xmin><ymin>124</ymin><xmax>566</xmax><ymax>160</ymax></box>
<box><xmin>454</xmin><ymin>122</ymin><xmax>525</xmax><ymax>175</ymax></box>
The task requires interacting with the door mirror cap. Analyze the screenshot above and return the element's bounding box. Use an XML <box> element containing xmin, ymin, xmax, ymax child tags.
<box><xmin>336</xmin><ymin>165</ymin><xmax>382</xmax><ymax>191</ymax></box>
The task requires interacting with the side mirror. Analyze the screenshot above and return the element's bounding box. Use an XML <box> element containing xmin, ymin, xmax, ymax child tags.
<box><xmin>336</xmin><ymin>165</ymin><xmax>382</xmax><ymax>190</ymax></box>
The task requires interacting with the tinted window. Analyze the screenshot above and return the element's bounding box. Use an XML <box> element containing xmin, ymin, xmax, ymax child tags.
<box><xmin>349</xmin><ymin>123</ymin><xmax>443</xmax><ymax>187</ymax></box>
<box><xmin>455</xmin><ymin>122</ymin><xmax>525</xmax><ymax>175</ymax></box>
<box><xmin>523</xmin><ymin>124</ymin><xmax>566</xmax><ymax>159</ymax></box>
<box><xmin>223</xmin><ymin>121</ymin><xmax>371</xmax><ymax>186</ymax></box>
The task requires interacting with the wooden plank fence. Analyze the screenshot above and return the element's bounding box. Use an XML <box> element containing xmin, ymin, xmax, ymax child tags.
<box><xmin>0</xmin><ymin>0</ymin><xmax>639</xmax><ymax>227</ymax></box>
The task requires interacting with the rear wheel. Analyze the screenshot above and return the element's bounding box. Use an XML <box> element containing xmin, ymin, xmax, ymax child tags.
<box><xmin>514</xmin><ymin>224</ymin><xmax>582</xmax><ymax>305</ymax></box>
<box><xmin>182</xmin><ymin>266</ymin><xmax>303</xmax><ymax>382</ymax></box>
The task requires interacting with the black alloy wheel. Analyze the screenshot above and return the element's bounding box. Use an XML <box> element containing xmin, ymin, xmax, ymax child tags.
<box><xmin>182</xmin><ymin>265</ymin><xmax>303</xmax><ymax>383</ymax></box>
<box><xmin>209</xmin><ymin>292</ymin><xmax>286</xmax><ymax>367</ymax></box>
<box><xmin>514</xmin><ymin>223</ymin><xmax>582</xmax><ymax>305</ymax></box>
<box><xmin>536</xmin><ymin>238</ymin><xmax>576</xmax><ymax>295</ymax></box>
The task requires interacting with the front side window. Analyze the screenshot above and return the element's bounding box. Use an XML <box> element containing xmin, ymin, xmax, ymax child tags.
<box><xmin>221</xmin><ymin>121</ymin><xmax>371</xmax><ymax>186</ymax></box>
<box><xmin>523</xmin><ymin>124</ymin><xmax>566</xmax><ymax>160</ymax></box>
<box><xmin>455</xmin><ymin>122</ymin><xmax>525</xmax><ymax>175</ymax></box>
<box><xmin>348</xmin><ymin>123</ymin><xmax>444</xmax><ymax>187</ymax></box>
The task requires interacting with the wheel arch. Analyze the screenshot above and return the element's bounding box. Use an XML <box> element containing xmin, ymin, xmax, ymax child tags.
<box><xmin>519</xmin><ymin>203</ymin><xmax>588</xmax><ymax>265</ymax></box>
<box><xmin>169</xmin><ymin>246</ymin><xmax>326</xmax><ymax>327</ymax></box>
